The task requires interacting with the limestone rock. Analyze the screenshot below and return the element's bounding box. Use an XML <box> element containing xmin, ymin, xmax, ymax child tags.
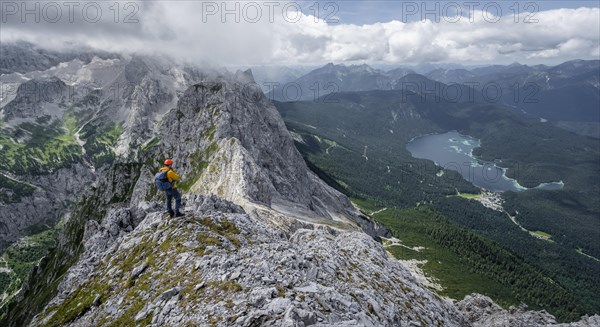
<box><xmin>4</xmin><ymin>53</ymin><xmax>596</xmax><ymax>327</ymax></box>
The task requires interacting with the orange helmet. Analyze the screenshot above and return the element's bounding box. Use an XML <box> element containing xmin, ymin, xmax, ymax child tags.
<box><xmin>164</xmin><ymin>159</ymin><xmax>173</xmax><ymax>166</ymax></box>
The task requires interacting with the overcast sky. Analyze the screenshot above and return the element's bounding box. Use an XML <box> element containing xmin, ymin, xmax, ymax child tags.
<box><xmin>1</xmin><ymin>1</ymin><xmax>599</xmax><ymax>66</ymax></box>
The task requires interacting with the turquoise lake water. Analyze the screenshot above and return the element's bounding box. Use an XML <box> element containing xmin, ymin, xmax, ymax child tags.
<box><xmin>406</xmin><ymin>131</ymin><xmax>564</xmax><ymax>192</ymax></box>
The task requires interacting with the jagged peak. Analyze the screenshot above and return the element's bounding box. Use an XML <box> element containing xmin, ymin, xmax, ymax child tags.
<box><xmin>141</xmin><ymin>78</ymin><xmax>388</xmax><ymax>237</ymax></box>
<box><xmin>234</xmin><ymin>68</ymin><xmax>256</xmax><ymax>84</ymax></box>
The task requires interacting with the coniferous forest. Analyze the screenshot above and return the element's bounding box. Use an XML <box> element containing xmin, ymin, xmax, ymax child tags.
<box><xmin>276</xmin><ymin>90</ymin><xmax>600</xmax><ymax>322</ymax></box>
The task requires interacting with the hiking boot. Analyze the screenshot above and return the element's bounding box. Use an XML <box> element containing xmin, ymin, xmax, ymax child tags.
<box><xmin>166</xmin><ymin>211</ymin><xmax>175</xmax><ymax>218</ymax></box>
<box><xmin>175</xmin><ymin>212</ymin><xmax>185</xmax><ymax>217</ymax></box>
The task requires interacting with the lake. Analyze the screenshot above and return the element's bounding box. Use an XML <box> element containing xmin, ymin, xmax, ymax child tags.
<box><xmin>406</xmin><ymin>131</ymin><xmax>564</xmax><ymax>192</ymax></box>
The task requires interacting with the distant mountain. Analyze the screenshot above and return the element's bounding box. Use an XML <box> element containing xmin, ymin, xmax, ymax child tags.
<box><xmin>267</xmin><ymin>63</ymin><xmax>394</xmax><ymax>101</ymax></box>
<box><xmin>424</xmin><ymin>61</ymin><xmax>599</xmax><ymax>88</ymax></box>
<box><xmin>384</xmin><ymin>67</ymin><xmax>415</xmax><ymax>81</ymax></box>
<box><xmin>0</xmin><ymin>41</ymin><xmax>118</xmax><ymax>75</ymax></box>
<box><xmin>267</xmin><ymin>63</ymin><xmax>420</xmax><ymax>102</ymax></box>
<box><xmin>423</xmin><ymin>60</ymin><xmax>600</xmax><ymax>137</ymax></box>
<box><xmin>394</xmin><ymin>73</ymin><xmax>486</xmax><ymax>104</ymax></box>
<box><xmin>467</xmin><ymin>62</ymin><xmax>537</xmax><ymax>77</ymax></box>
<box><xmin>250</xmin><ymin>65</ymin><xmax>312</xmax><ymax>92</ymax></box>
<box><xmin>269</xmin><ymin>63</ymin><xmax>484</xmax><ymax>104</ymax></box>
<box><xmin>406</xmin><ymin>62</ymin><xmax>468</xmax><ymax>74</ymax></box>
<box><xmin>425</xmin><ymin>68</ymin><xmax>476</xmax><ymax>84</ymax></box>
<box><xmin>270</xmin><ymin>60</ymin><xmax>599</xmax><ymax>131</ymax></box>
<box><xmin>548</xmin><ymin>60</ymin><xmax>599</xmax><ymax>76</ymax></box>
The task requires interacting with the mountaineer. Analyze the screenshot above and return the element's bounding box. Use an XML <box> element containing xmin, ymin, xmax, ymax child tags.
<box><xmin>155</xmin><ymin>159</ymin><xmax>184</xmax><ymax>217</ymax></box>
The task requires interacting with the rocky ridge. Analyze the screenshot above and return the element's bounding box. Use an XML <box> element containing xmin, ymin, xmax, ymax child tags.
<box><xmin>155</xmin><ymin>70</ymin><xmax>388</xmax><ymax>237</ymax></box>
<box><xmin>457</xmin><ymin>294</ymin><xmax>600</xmax><ymax>327</ymax></box>
<box><xmin>2</xmin><ymin>51</ymin><xmax>598</xmax><ymax>326</ymax></box>
<box><xmin>0</xmin><ymin>43</ymin><xmax>208</xmax><ymax>249</ymax></box>
<box><xmin>4</xmin><ymin>67</ymin><xmax>395</xmax><ymax>326</ymax></box>
<box><xmin>29</xmin><ymin>194</ymin><xmax>465</xmax><ymax>326</ymax></box>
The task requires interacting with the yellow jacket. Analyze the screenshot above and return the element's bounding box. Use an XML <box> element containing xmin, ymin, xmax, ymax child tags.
<box><xmin>160</xmin><ymin>167</ymin><xmax>180</xmax><ymax>189</ymax></box>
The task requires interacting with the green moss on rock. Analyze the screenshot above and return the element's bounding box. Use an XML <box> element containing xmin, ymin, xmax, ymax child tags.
<box><xmin>178</xmin><ymin>141</ymin><xmax>219</xmax><ymax>192</ymax></box>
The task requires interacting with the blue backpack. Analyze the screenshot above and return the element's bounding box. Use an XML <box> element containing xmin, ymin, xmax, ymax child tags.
<box><xmin>154</xmin><ymin>170</ymin><xmax>173</xmax><ymax>191</ymax></box>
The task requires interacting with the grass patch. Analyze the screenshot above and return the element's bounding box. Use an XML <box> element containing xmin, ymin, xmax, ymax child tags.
<box><xmin>105</xmin><ymin>299</ymin><xmax>148</xmax><ymax>327</ymax></box>
<box><xmin>83</xmin><ymin>122</ymin><xmax>123</xmax><ymax>167</ymax></box>
<box><xmin>139</xmin><ymin>137</ymin><xmax>160</xmax><ymax>153</ymax></box>
<box><xmin>192</xmin><ymin>217</ymin><xmax>241</xmax><ymax>252</ymax></box>
<box><xmin>529</xmin><ymin>231</ymin><xmax>553</xmax><ymax>242</ymax></box>
<box><xmin>453</xmin><ymin>193</ymin><xmax>484</xmax><ymax>200</ymax></box>
<box><xmin>0</xmin><ymin>113</ymin><xmax>82</xmax><ymax>175</ymax></box>
<box><xmin>202</xmin><ymin>124</ymin><xmax>217</xmax><ymax>142</ymax></box>
<box><xmin>177</xmin><ymin>141</ymin><xmax>219</xmax><ymax>192</ymax></box>
<box><xmin>276</xmin><ymin>285</ymin><xmax>286</xmax><ymax>297</ymax></box>
<box><xmin>207</xmin><ymin>280</ymin><xmax>242</xmax><ymax>293</ymax></box>
<box><xmin>42</xmin><ymin>277</ymin><xmax>109</xmax><ymax>327</ymax></box>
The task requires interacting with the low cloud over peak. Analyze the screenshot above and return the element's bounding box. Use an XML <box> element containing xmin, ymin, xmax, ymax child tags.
<box><xmin>1</xmin><ymin>1</ymin><xmax>598</xmax><ymax>66</ymax></box>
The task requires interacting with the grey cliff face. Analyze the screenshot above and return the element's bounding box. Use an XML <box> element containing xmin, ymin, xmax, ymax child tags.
<box><xmin>3</xmin><ymin>78</ymin><xmax>68</xmax><ymax>121</ymax></box>
<box><xmin>155</xmin><ymin>70</ymin><xmax>389</xmax><ymax>237</ymax></box>
<box><xmin>0</xmin><ymin>164</ymin><xmax>96</xmax><ymax>250</ymax></box>
<box><xmin>0</xmin><ymin>42</ymin><xmax>118</xmax><ymax>75</ymax></box>
<box><xmin>0</xmin><ymin>43</ymin><xmax>208</xmax><ymax>249</ymax></box>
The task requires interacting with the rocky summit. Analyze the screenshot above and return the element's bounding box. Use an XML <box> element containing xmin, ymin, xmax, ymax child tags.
<box><xmin>2</xmin><ymin>55</ymin><xmax>598</xmax><ymax>326</ymax></box>
<box><xmin>28</xmin><ymin>194</ymin><xmax>464</xmax><ymax>326</ymax></box>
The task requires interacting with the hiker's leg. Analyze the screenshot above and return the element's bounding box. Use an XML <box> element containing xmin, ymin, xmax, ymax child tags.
<box><xmin>174</xmin><ymin>189</ymin><xmax>182</xmax><ymax>213</ymax></box>
<box><xmin>166</xmin><ymin>190</ymin><xmax>174</xmax><ymax>214</ymax></box>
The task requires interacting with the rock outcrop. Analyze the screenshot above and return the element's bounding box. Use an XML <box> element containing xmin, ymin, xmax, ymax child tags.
<box><xmin>155</xmin><ymin>70</ymin><xmax>388</xmax><ymax>237</ymax></box>
<box><xmin>0</xmin><ymin>164</ymin><xmax>95</xmax><ymax>250</ymax></box>
<box><xmin>29</xmin><ymin>195</ymin><xmax>464</xmax><ymax>326</ymax></box>
<box><xmin>457</xmin><ymin>294</ymin><xmax>600</xmax><ymax>327</ymax></box>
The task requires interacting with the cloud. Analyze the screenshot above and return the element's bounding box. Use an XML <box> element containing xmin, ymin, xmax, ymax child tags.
<box><xmin>0</xmin><ymin>1</ymin><xmax>598</xmax><ymax>65</ymax></box>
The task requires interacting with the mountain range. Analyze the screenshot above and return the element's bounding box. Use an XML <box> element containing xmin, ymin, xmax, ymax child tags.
<box><xmin>267</xmin><ymin>61</ymin><xmax>600</xmax><ymax>138</ymax></box>
<box><xmin>1</xmin><ymin>42</ymin><xmax>599</xmax><ymax>326</ymax></box>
